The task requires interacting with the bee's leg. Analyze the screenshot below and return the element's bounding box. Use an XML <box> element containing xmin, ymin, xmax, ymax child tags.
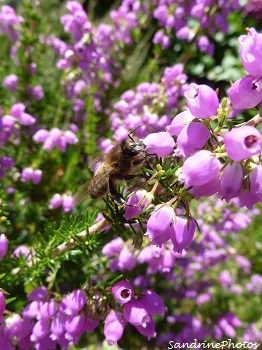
<box><xmin>108</xmin><ymin>177</ymin><xmax>125</xmax><ymax>205</ymax></box>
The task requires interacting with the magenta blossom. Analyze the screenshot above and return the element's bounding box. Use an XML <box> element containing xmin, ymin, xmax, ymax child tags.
<box><xmin>104</xmin><ymin>311</ymin><xmax>126</xmax><ymax>346</ymax></box>
<box><xmin>124</xmin><ymin>190</ymin><xmax>153</xmax><ymax>219</ymax></box>
<box><xmin>176</xmin><ymin>121</ymin><xmax>210</xmax><ymax>157</ymax></box>
<box><xmin>145</xmin><ymin>204</ymin><xmax>175</xmax><ymax>246</ymax></box>
<box><xmin>171</xmin><ymin>217</ymin><xmax>196</xmax><ymax>254</ymax></box>
<box><xmin>229</xmin><ymin>76</ymin><xmax>262</xmax><ymax>109</ymax></box>
<box><xmin>239</xmin><ymin>27</ymin><xmax>262</xmax><ymax>77</ymax></box>
<box><xmin>224</xmin><ymin>126</ymin><xmax>262</xmax><ymax>161</ymax></box>
<box><xmin>167</xmin><ymin>110</ymin><xmax>194</xmax><ymax>136</ymax></box>
<box><xmin>112</xmin><ymin>280</ymin><xmax>134</xmax><ymax>304</ymax></box>
<box><xmin>0</xmin><ymin>234</ymin><xmax>8</xmax><ymax>260</ymax></box>
<box><xmin>181</xmin><ymin>150</ymin><xmax>221</xmax><ymax>188</ymax></box>
<box><xmin>219</xmin><ymin>162</ymin><xmax>243</xmax><ymax>202</ymax></box>
<box><xmin>184</xmin><ymin>84</ymin><xmax>219</xmax><ymax>119</ymax></box>
<box><xmin>143</xmin><ymin>131</ymin><xmax>175</xmax><ymax>157</ymax></box>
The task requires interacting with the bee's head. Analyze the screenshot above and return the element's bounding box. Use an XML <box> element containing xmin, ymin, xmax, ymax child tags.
<box><xmin>121</xmin><ymin>137</ymin><xmax>145</xmax><ymax>157</ymax></box>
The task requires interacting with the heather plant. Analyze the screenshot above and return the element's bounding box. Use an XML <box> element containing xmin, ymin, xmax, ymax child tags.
<box><xmin>0</xmin><ymin>1</ymin><xmax>262</xmax><ymax>349</ymax></box>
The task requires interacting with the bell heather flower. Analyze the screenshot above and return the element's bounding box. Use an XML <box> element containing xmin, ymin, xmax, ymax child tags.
<box><xmin>49</xmin><ymin>194</ymin><xmax>63</xmax><ymax>209</ymax></box>
<box><xmin>102</xmin><ymin>237</ymin><xmax>123</xmax><ymax>257</ymax></box>
<box><xmin>145</xmin><ymin>205</ymin><xmax>175</xmax><ymax>246</ymax></box>
<box><xmin>239</xmin><ymin>27</ymin><xmax>262</xmax><ymax>77</ymax></box>
<box><xmin>124</xmin><ymin>190</ymin><xmax>153</xmax><ymax>219</ymax></box>
<box><xmin>0</xmin><ymin>291</ymin><xmax>6</xmax><ymax>318</ymax></box>
<box><xmin>123</xmin><ymin>299</ymin><xmax>151</xmax><ymax>327</ymax></box>
<box><xmin>143</xmin><ymin>131</ymin><xmax>175</xmax><ymax>157</ymax></box>
<box><xmin>167</xmin><ymin>110</ymin><xmax>194</xmax><ymax>136</ymax></box>
<box><xmin>220</xmin><ymin>162</ymin><xmax>243</xmax><ymax>202</ymax></box>
<box><xmin>181</xmin><ymin>150</ymin><xmax>221</xmax><ymax>188</ymax></box>
<box><xmin>30</xmin><ymin>319</ymin><xmax>50</xmax><ymax>342</ymax></box>
<box><xmin>176</xmin><ymin>121</ymin><xmax>210</xmax><ymax>157</ymax></box>
<box><xmin>2</xmin><ymin>74</ymin><xmax>18</xmax><ymax>92</ymax></box>
<box><xmin>112</xmin><ymin>280</ymin><xmax>134</xmax><ymax>304</ymax></box>
<box><xmin>64</xmin><ymin>313</ymin><xmax>86</xmax><ymax>341</ymax></box>
<box><xmin>135</xmin><ymin>315</ymin><xmax>156</xmax><ymax>340</ymax></box>
<box><xmin>224</xmin><ymin>126</ymin><xmax>262</xmax><ymax>161</ymax></box>
<box><xmin>139</xmin><ymin>290</ymin><xmax>166</xmax><ymax>316</ymax></box>
<box><xmin>171</xmin><ymin>217</ymin><xmax>196</xmax><ymax>254</ymax></box>
<box><xmin>0</xmin><ymin>234</ymin><xmax>8</xmax><ymax>260</ymax></box>
<box><xmin>104</xmin><ymin>311</ymin><xmax>126</xmax><ymax>346</ymax></box>
<box><xmin>59</xmin><ymin>290</ymin><xmax>86</xmax><ymax>316</ymax></box>
<box><xmin>184</xmin><ymin>84</ymin><xmax>219</xmax><ymax>119</ymax></box>
<box><xmin>229</xmin><ymin>76</ymin><xmax>262</xmax><ymax>109</ymax></box>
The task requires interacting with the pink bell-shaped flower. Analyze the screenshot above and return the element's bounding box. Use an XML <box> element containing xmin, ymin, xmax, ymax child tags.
<box><xmin>224</xmin><ymin>126</ymin><xmax>262</xmax><ymax>161</ymax></box>
<box><xmin>184</xmin><ymin>83</ymin><xmax>219</xmax><ymax>119</ymax></box>
<box><xmin>104</xmin><ymin>311</ymin><xmax>126</xmax><ymax>346</ymax></box>
<box><xmin>112</xmin><ymin>280</ymin><xmax>134</xmax><ymax>305</ymax></box>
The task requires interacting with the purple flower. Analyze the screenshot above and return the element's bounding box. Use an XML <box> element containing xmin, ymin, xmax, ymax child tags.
<box><xmin>59</xmin><ymin>290</ymin><xmax>86</xmax><ymax>316</ymax></box>
<box><xmin>143</xmin><ymin>132</ymin><xmax>175</xmax><ymax>157</ymax></box>
<box><xmin>0</xmin><ymin>291</ymin><xmax>6</xmax><ymax>318</ymax></box>
<box><xmin>224</xmin><ymin>126</ymin><xmax>262</xmax><ymax>161</ymax></box>
<box><xmin>49</xmin><ymin>194</ymin><xmax>63</xmax><ymax>209</ymax></box>
<box><xmin>31</xmin><ymin>170</ymin><xmax>42</xmax><ymax>185</ymax></box>
<box><xmin>123</xmin><ymin>300</ymin><xmax>151</xmax><ymax>327</ymax></box>
<box><xmin>167</xmin><ymin>110</ymin><xmax>194</xmax><ymax>136</ymax></box>
<box><xmin>171</xmin><ymin>217</ymin><xmax>196</xmax><ymax>253</ymax></box>
<box><xmin>33</xmin><ymin>129</ymin><xmax>49</xmax><ymax>142</ymax></box>
<box><xmin>139</xmin><ymin>290</ymin><xmax>166</xmax><ymax>316</ymax></box>
<box><xmin>102</xmin><ymin>237</ymin><xmax>123</xmax><ymax>257</ymax></box>
<box><xmin>64</xmin><ymin>313</ymin><xmax>86</xmax><ymax>341</ymax></box>
<box><xmin>145</xmin><ymin>205</ymin><xmax>175</xmax><ymax>246</ymax></box>
<box><xmin>220</xmin><ymin>162</ymin><xmax>243</xmax><ymax>201</ymax></box>
<box><xmin>21</xmin><ymin>167</ymin><xmax>33</xmax><ymax>182</ymax></box>
<box><xmin>114</xmin><ymin>248</ymin><xmax>137</xmax><ymax>272</ymax></box>
<box><xmin>181</xmin><ymin>150</ymin><xmax>221</xmax><ymax>188</ymax></box>
<box><xmin>176</xmin><ymin>121</ymin><xmax>210</xmax><ymax>157</ymax></box>
<box><xmin>104</xmin><ymin>311</ymin><xmax>126</xmax><ymax>346</ymax></box>
<box><xmin>12</xmin><ymin>245</ymin><xmax>32</xmax><ymax>260</ymax></box>
<box><xmin>2</xmin><ymin>74</ymin><xmax>18</xmax><ymax>92</ymax></box>
<box><xmin>239</xmin><ymin>27</ymin><xmax>262</xmax><ymax>76</ymax></box>
<box><xmin>40</xmin><ymin>300</ymin><xmax>58</xmax><ymax>319</ymax></box>
<box><xmin>229</xmin><ymin>76</ymin><xmax>262</xmax><ymax>109</ymax></box>
<box><xmin>27</xmin><ymin>286</ymin><xmax>48</xmax><ymax>301</ymax></box>
<box><xmin>0</xmin><ymin>234</ymin><xmax>8</xmax><ymax>260</ymax></box>
<box><xmin>189</xmin><ymin>174</ymin><xmax>221</xmax><ymax>199</ymax></box>
<box><xmin>30</xmin><ymin>319</ymin><xmax>50</xmax><ymax>342</ymax></box>
<box><xmin>124</xmin><ymin>190</ymin><xmax>152</xmax><ymax>219</ymax></box>
<box><xmin>184</xmin><ymin>84</ymin><xmax>219</xmax><ymax>119</ymax></box>
<box><xmin>50</xmin><ymin>312</ymin><xmax>66</xmax><ymax>340</ymax></box>
<box><xmin>135</xmin><ymin>315</ymin><xmax>156</xmax><ymax>340</ymax></box>
<box><xmin>112</xmin><ymin>280</ymin><xmax>134</xmax><ymax>304</ymax></box>
<box><xmin>28</xmin><ymin>85</ymin><xmax>44</xmax><ymax>101</ymax></box>
<box><xmin>219</xmin><ymin>270</ymin><xmax>232</xmax><ymax>288</ymax></box>
<box><xmin>62</xmin><ymin>195</ymin><xmax>73</xmax><ymax>212</ymax></box>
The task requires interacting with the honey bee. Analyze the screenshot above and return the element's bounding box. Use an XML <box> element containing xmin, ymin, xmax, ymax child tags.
<box><xmin>73</xmin><ymin>131</ymin><xmax>149</xmax><ymax>207</ymax></box>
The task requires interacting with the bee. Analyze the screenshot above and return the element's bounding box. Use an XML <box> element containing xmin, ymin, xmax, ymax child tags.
<box><xmin>73</xmin><ymin>131</ymin><xmax>149</xmax><ymax>207</ymax></box>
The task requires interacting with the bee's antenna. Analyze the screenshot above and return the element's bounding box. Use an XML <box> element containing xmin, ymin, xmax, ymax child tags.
<box><xmin>128</xmin><ymin>123</ymin><xmax>143</xmax><ymax>141</ymax></box>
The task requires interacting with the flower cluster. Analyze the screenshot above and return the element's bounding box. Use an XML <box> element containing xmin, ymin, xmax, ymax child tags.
<box><xmin>102</xmin><ymin>197</ymin><xmax>261</xmax><ymax>344</ymax></box>
<box><xmin>104</xmin><ymin>280</ymin><xmax>166</xmax><ymax>345</ymax></box>
<box><xmin>33</xmin><ymin>127</ymin><xmax>78</xmax><ymax>152</ymax></box>
<box><xmin>0</xmin><ymin>287</ymin><xmax>100</xmax><ymax>349</ymax></box>
<box><xmin>151</xmin><ymin>0</ymin><xmax>241</xmax><ymax>52</ymax></box>
<box><xmin>48</xmin><ymin>193</ymin><xmax>74</xmax><ymax>213</ymax></box>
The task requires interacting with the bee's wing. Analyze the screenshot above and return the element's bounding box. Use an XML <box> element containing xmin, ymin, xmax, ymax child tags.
<box><xmin>72</xmin><ymin>165</ymin><xmax>116</xmax><ymax>207</ymax></box>
<box><xmin>88</xmin><ymin>154</ymin><xmax>107</xmax><ymax>172</ymax></box>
